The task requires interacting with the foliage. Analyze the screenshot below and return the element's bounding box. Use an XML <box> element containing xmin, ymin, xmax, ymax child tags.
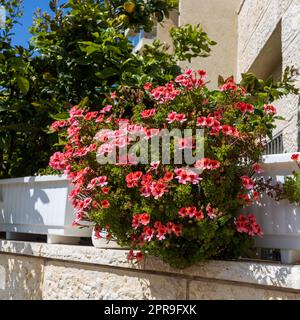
<box><xmin>282</xmin><ymin>171</ymin><xmax>300</xmax><ymax>205</ymax></box>
<box><xmin>239</xmin><ymin>66</ymin><xmax>299</xmax><ymax>106</ymax></box>
<box><xmin>170</xmin><ymin>24</ymin><xmax>217</xmax><ymax>62</ymax></box>
<box><xmin>0</xmin><ymin>0</ymin><xmax>215</xmax><ymax>178</ymax></box>
<box><xmin>49</xmin><ymin>69</ymin><xmax>296</xmax><ymax>268</ymax></box>
<box><xmin>265</xmin><ymin>155</ymin><xmax>300</xmax><ymax>206</ymax></box>
<box><xmin>0</xmin><ymin>0</ymin><xmax>60</xmax><ymax>177</ymax></box>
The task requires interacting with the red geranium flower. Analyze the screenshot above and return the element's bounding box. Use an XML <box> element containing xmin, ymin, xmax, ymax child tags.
<box><xmin>291</xmin><ymin>153</ymin><xmax>300</xmax><ymax>161</ymax></box>
<box><xmin>101</xmin><ymin>200</ymin><xmax>110</xmax><ymax>208</ymax></box>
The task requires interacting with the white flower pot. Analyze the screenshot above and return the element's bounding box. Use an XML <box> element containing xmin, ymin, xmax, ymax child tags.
<box><xmin>248</xmin><ymin>153</ymin><xmax>300</xmax><ymax>263</ymax></box>
<box><xmin>92</xmin><ymin>227</ymin><xmax>122</xmax><ymax>248</ymax></box>
<box><xmin>0</xmin><ymin>175</ymin><xmax>92</xmax><ymax>244</ymax></box>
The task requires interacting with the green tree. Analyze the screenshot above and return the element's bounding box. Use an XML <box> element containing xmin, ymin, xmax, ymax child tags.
<box><xmin>0</xmin><ymin>0</ymin><xmax>216</xmax><ymax>178</ymax></box>
<box><xmin>0</xmin><ymin>0</ymin><xmax>297</xmax><ymax>179</ymax></box>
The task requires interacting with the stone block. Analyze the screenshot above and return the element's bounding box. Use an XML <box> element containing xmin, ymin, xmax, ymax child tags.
<box><xmin>0</xmin><ymin>253</ymin><xmax>43</xmax><ymax>300</ymax></box>
<box><xmin>189</xmin><ymin>279</ymin><xmax>300</xmax><ymax>300</ymax></box>
<box><xmin>42</xmin><ymin>261</ymin><xmax>187</xmax><ymax>300</ymax></box>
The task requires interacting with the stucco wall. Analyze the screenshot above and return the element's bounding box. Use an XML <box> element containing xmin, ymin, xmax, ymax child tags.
<box><xmin>179</xmin><ymin>0</ymin><xmax>241</xmax><ymax>88</ymax></box>
<box><xmin>1</xmin><ymin>240</ymin><xmax>300</xmax><ymax>300</ymax></box>
<box><xmin>156</xmin><ymin>10</ymin><xmax>179</xmax><ymax>49</ymax></box>
<box><xmin>238</xmin><ymin>0</ymin><xmax>300</xmax><ymax>152</ymax></box>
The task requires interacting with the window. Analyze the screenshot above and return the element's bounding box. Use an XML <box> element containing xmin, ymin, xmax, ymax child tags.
<box><xmin>248</xmin><ymin>22</ymin><xmax>284</xmax><ymax>155</ymax></box>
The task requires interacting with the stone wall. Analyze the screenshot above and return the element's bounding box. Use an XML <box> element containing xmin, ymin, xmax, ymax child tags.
<box><xmin>238</xmin><ymin>0</ymin><xmax>300</xmax><ymax>152</ymax></box>
<box><xmin>1</xmin><ymin>240</ymin><xmax>300</xmax><ymax>300</ymax></box>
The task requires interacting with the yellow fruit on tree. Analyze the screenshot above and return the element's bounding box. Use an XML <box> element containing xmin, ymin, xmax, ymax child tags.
<box><xmin>124</xmin><ymin>1</ymin><xmax>135</xmax><ymax>13</ymax></box>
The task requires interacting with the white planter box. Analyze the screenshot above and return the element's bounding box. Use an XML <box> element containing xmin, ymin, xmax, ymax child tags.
<box><xmin>249</xmin><ymin>153</ymin><xmax>300</xmax><ymax>263</ymax></box>
<box><xmin>0</xmin><ymin>175</ymin><xmax>91</xmax><ymax>244</ymax></box>
<box><xmin>91</xmin><ymin>227</ymin><xmax>122</xmax><ymax>249</ymax></box>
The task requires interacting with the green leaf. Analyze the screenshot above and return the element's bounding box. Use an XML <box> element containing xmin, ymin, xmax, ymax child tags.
<box><xmin>31</xmin><ymin>102</ymin><xmax>42</xmax><ymax>107</ymax></box>
<box><xmin>95</xmin><ymin>67</ymin><xmax>118</xmax><ymax>79</ymax></box>
<box><xmin>50</xmin><ymin>112</ymin><xmax>69</xmax><ymax>120</ymax></box>
<box><xmin>16</xmin><ymin>76</ymin><xmax>30</xmax><ymax>95</ymax></box>
<box><xmin>78</xmin><ymin>41</ymin><xmax>101</xmax><ymax>55</ymax></box>
<box><xmin>78</xmin><ymin>97</ymin><xmax>90</xmax><ymax>108</ymax></box>
<box><xmin>218</xmin><ymin>75</ymin><xmax>225</xmax><ymax>86</ymax></box>
<box><xmin>254</xmin><ymin>109</ymin><xmax>264</xmax><ymax>117</ymax></box>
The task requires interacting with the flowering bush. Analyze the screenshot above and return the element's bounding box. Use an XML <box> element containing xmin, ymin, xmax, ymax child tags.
<box><xmin>50</xmin><ymin>69</ymin><xmax>295</xmax><ymax>268</ymax></box>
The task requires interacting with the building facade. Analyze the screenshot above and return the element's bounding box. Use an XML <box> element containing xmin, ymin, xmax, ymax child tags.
<box><xmin>237</xmin><ymin>0</ymin><xmax>300</xmax><ymax>153</ymax></box>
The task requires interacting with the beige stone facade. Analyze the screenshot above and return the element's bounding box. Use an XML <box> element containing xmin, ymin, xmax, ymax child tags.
<box><xmin>178</xmin><ymin>0</ymin><xmax>241</xmax><ymax>88</ymax></box>
<box><xmin>1</xmin><ymin>240</ymin><xmax>300</xmax><ymax>300</ymax></box>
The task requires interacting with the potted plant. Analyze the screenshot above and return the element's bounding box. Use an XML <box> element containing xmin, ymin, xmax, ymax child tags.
<box><xmin>50</xmin><ymin>68</ymin><xmax>298</xmax><ymax>268</ymax></box>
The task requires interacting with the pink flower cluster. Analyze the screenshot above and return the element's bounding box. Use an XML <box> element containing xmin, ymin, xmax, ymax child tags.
<box><xmin>86</xmin><ymin>176</ymin><xmax>108</xmax><ymax>190</ymax></box>
<box><xmin>48</xmin><ymin>106</ymin><xmax>117</xmax><ymax>227</ymax></box>
<box><xmin>178</xmin><ymin>204</ymin><xmax>220</xmax><ymax>220</ymax></box>
<box><xmin>151</xmin><ymin>82</ymin><xmax>181</xmax><ymax>104</ymax></box>
<box><xmin>174</xmin><ymin>168</ymin><xmax>201</xmax><ymax>185</ymax></box>
<box><xmin>126</xmin><ymin>171</ymin><xmax>143</xmax><ymax>188</ymax></box>
<box><xmin>126</xmin><ymin>171</ymin><xmax>173</xmax><ymax>199</ymax></box>
<box><xmin>196</xmin><ymin>116</ymin><xmax>240</xmax><ymax>137</ymax></box>
<box><xmin>264</xmin><ymin>105</ymin><xmax>276</xmax><ymax>114</ymax></box>
<box><xmin>84</xmin><ymin>111</ymin><xmax>98</xmax><ymax>120</ymax></box>
<box><xmin>50</xmin><ymin>120</ymin><xmax>68</xmax><ymax>131</ymax></box>
<box><xmin>143</xmin><ymin>82</ymin><xmax>152</xmax><ymax>91</ymax></box>
<box><xmin>132</xmin><ymin>213</ymin><xmax>150</xmax><ymax>230</ymax></box>
<box><xmin>100</xmin><ymin>105</ymin><xmax>113</xmax><ymax>114</ymax></box>
<box><xmin>236</xmin><ymin>214</ymin><xmax>263</xmax><ymax>237</ymax></box>
<box><xmin>175</xmin><ymin>69</ymin><xmax>206</xmax><ymax>90</ymax></box>
<box><xmin>132</xmin><ymin>219</ymin><xmax>183</xmax><ymax>245</ymax></box>
<box><xmin>167</xmin><ymin>111</ymin><xmax>187</xmax><ymax>124</ymax></box>
<box><xmin>178</xmin><ymin>207</ymin><xmax>204</xmax><ymax>220</ymax></box>
<box><xmin>219</xmin><ymin>77</ymin><xmax>246</xmax><ymax>94</ymax></box>
<box><xmin>140</xmin><ymin>108</ymin><xmax>156</xmax><ymax>119</ymax></box>
<box><xmin>235</xmin><ymin>102</ymin><xmax>254</xmax><ymax>114</ymax></box>
<box><xmin>95</xmin><ymin>123</ymin><xmax>161</xmax><ymax>163</ymax></box>
<box><xmin>252</xmin><ymin>163</ymin><xmax>264</xmax><ymax>174</ymax></box>
<box><xmin>194</xmin><ymin>158</ymin><xmax>221</xmax><ymax>170</ymax></box>
<box><xmin>196</xmin><ymin>116</ymin><xmax>220</xmax><ymax>127</ymax></box>
<box><xmin>241</xmin><ymin>176</ymin><xmax>255</xmax><ymax>190</ymax></box>
<box><xmin>49</xmin><ymin>152</ymin><xmax>69</xmax><ymax>171</ymax></box>
<box><xmin>128</xmin><ymin>250</ymin><xmax>144</xmax><ymax>262</ymax></box>
<box><xmin>239</xmin><ymin>190</ymin><xmax>260</xmax><ymax>206</ymax></box>
<box><xmin>178</xmin><ymin>137</ymin><xmax>193</xmax><ymax>149</ymax></box>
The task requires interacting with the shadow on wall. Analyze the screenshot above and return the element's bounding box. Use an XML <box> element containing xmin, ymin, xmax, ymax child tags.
<box><xmin>0</xmin><ymin>242</ymin><xmax>43</xmax><ymax>300</ymax></box>
<box><xmin>0</xmin><ymin>176</ymin><xmax>49</xmax><ymax>234</ymax></box>
<box><xmin>248</xmin><ymin>262</ymin><xmax>292</xmax><ymax>288</ymax></box>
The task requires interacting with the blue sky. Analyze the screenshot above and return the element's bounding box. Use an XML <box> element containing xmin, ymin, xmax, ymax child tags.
<box><xmin>11</xmin><ymin>0</ymin><xmax>139</xmax><ymax>48</ymax></box>
<box><xmin>12</xmin><ymin>0</ymin><xmax>50</xmax><ymax>47</ymax></box>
